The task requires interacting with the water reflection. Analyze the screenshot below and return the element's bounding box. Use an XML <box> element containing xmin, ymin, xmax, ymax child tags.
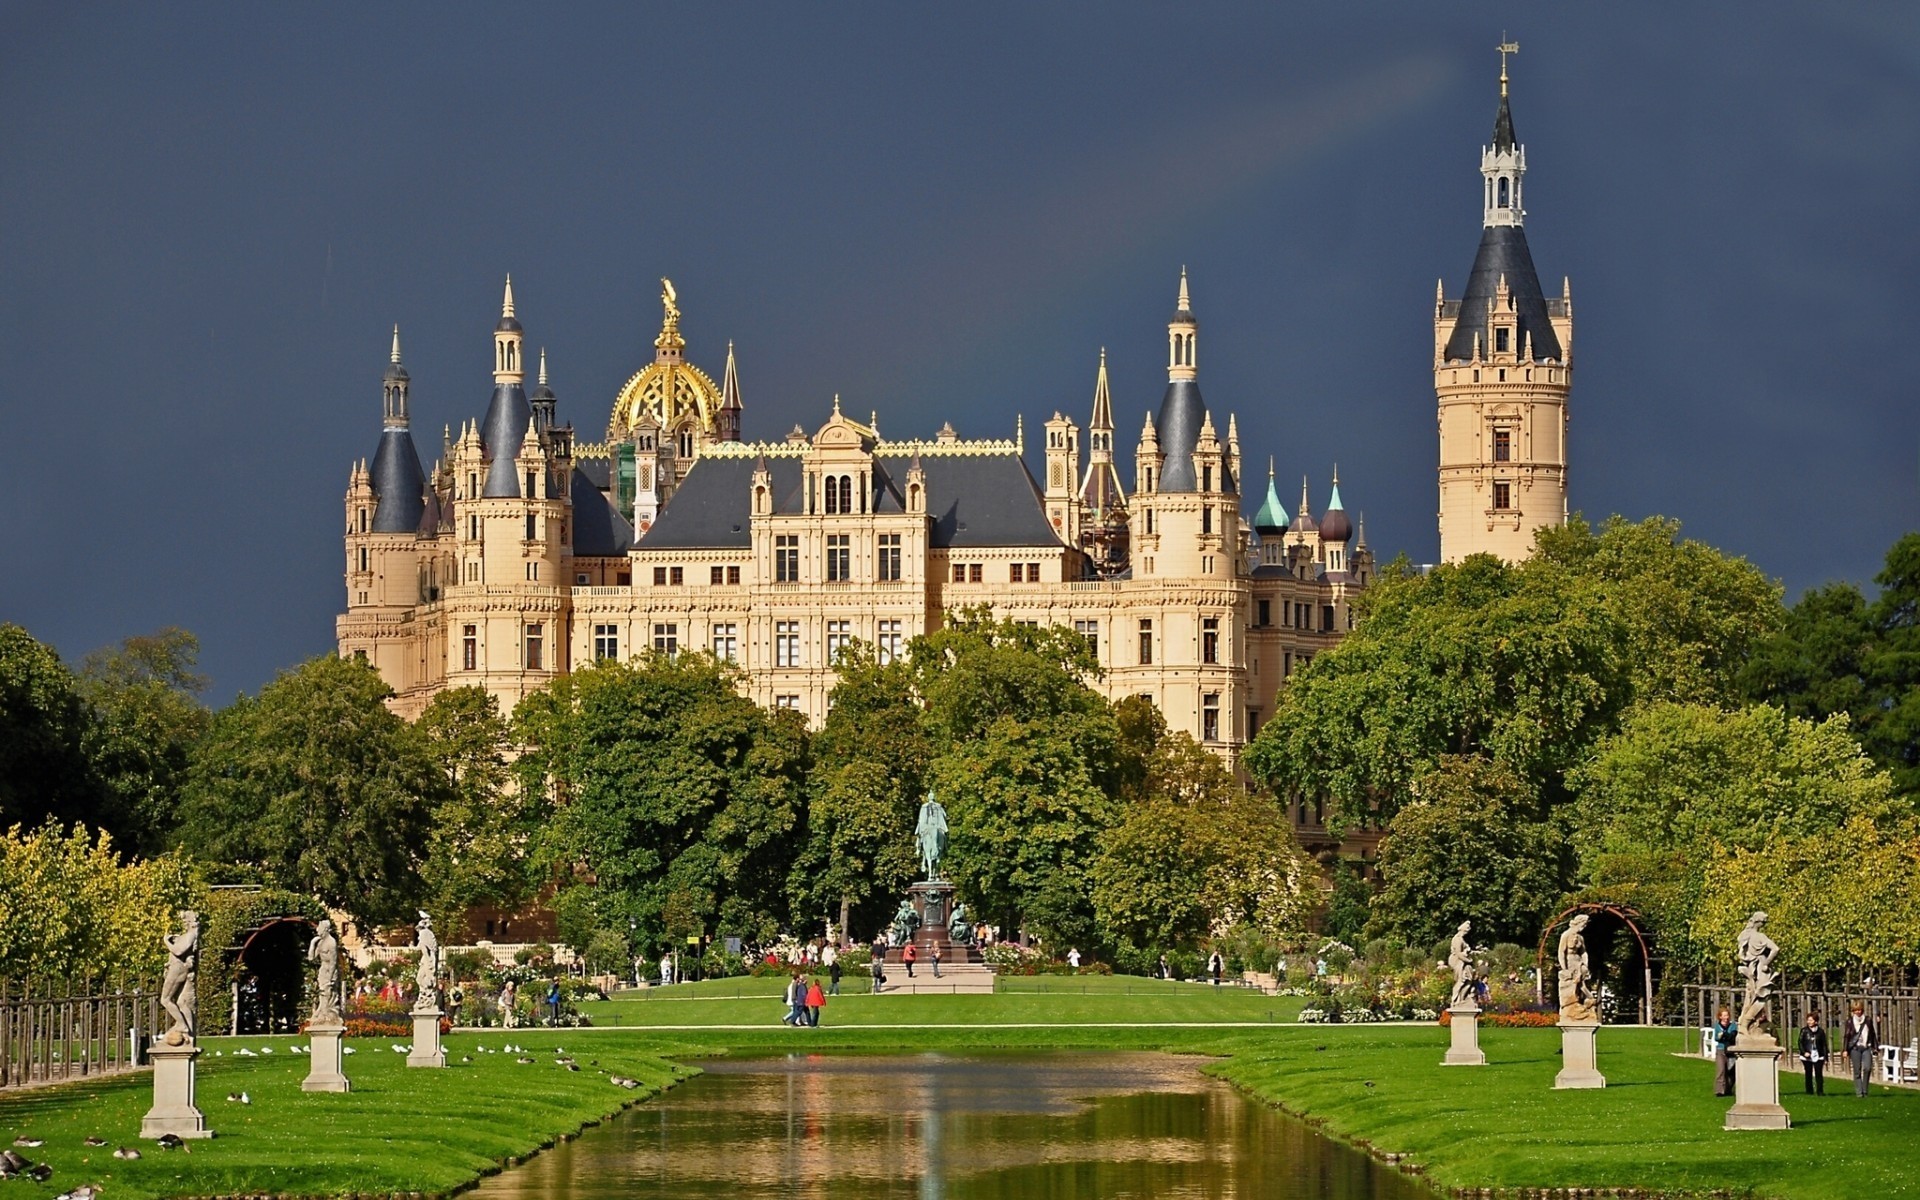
<box><xmin>470</xmin><ymin>1051</ymin><xmax>1428</xmax><ymax>1200</ymax></box>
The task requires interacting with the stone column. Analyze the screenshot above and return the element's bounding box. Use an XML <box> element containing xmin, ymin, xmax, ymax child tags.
<box><xmin>141</xmin><ymin>1040</ymin><xmax>213</xmax><ymax>1139</ymax></box>
<box><xmin>407</xmin><ymin>1008</ymin><xmax>446</xmax><ymax>1068</ymax></box>
<box><xmin>1553</xmin><ymin>1019</ymin><xmax>1605</xmax><ymax>1089</ymax></box>
<box><xmin>303</xmin><ymin>1018</ymin><xmax>351</xmax><ymax>1092</ymax></box>
<box><xmin>1442</xmin><ymin>1004</ymin><xmax>1487</xmax><ymax>1066</ymax></box>
<box><xmin>1725</xmin><ymin>1036</ymin><xmax>1791</xmax><ymax>1130</ymax></box>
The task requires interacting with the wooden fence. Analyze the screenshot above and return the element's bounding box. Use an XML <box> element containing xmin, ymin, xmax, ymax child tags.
<box><xmin>1682</xmin><ymin>983</ymin><xmax>1917</xmax><ymax>1067</ymax></box>
<box><xmin>0</xmin><ymin>981</ymin><xmax>159</xmax><ymax>1090</ymax></box>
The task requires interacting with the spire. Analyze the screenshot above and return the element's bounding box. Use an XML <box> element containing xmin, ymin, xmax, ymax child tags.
<box><xmin>654</xmin><ymin>277</ymin><xmax>684</xmax><ymax>360</ymax></box>
<box><xmin>530</xmin><ymin>347</ymin><xmax>556</xmax><ymax>433</ymax></box>
<box><xmin>369</xmin><ymin>328</ymin><xmax>425</xmax><ymax>531</ymax></box>
<box><xmin>493</xmin><ymin>273</ymin><xmax>525</xmax><ymax>383</ymax></box>
<box><xmin>1177</xmin><ymin>266</ymin><xmax>1190</xmax><ymax>313</ymax></box>
<box><xmin>501</xmin><ymin>275</ymin><xmax>516</xmax><ymax>320</ymax></box>
<box><xmin>1328</xmin><ymin>464</ymin><xmax>1345</xmax><ymax>514</ymax></box>
<box><xmin>1252</xmin><ymin>457</ymin><xmax>1290</xmax><ymax>533</ymax></box>
<box><xmin>1167</xmin><ymin>268</ymin><xmax>1197</xmax><ymax>383</ymax></box>
<box><xmin>1493</xmin><ymin>38</ymin><xmax>1519</xmax><ymax>151</ymax></box>
<box><xmin>538</xmin><ymin>347</ymin><xmax>548</xmax><ymax>387</ymax></box>
<box><xmin>390</xmin><ymin>325</ymin><xmax>402</xmax><ymax>364</ymax></box>
<box><xmin>1321</xmin><ymin>465</ymin><xmax>1352</xmax><ymax>544</ymax></box>
<box><xmin>721</xmin><ymin>342</ymin><xmax>742</xmax><ymax>409</ymax></box>
<box><xmin>1089</xmin><ymin>348</ymin><xmax>1113</xmax><ymax>435</ymax></box>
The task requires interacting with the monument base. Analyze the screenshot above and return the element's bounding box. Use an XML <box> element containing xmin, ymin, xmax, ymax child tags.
<box><xmin>303</xmin><ymin>1018</ymin><xmax>351</xmax><ymax>1092</ymax></box>
<box><xmin>141</xmin><ymin>1039</ymin><xmax>213</xmax><ymax>1139</ymax></box>
<box><xmin>407</xmin><ymin>1008</ymin><xmax>446</xmax><ymax>1068</ymax></box>
<box><xmin>884</xmin><ymin>880</ymin><xmax>983</xmax><ymax>965</ymax></box>
<box><xmin>1553</xmin><ymin>1019</ymin><xmax>1606</xmax><ymax>1089</ymax></box>
<box><xmin>1725</xmin><ymin>1037</ymin><xmax>1791</xmax><ymax>1130</ymax></box>
<box><xmin>1441</xmin><ymin>1004</ymin><xmax>1487</xmax><ymax>1066</ymax></box>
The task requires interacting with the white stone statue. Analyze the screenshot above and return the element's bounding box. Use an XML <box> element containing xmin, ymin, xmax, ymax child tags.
<box><xmin>412</xmin><ymin>912</ymin><xmax>441</xmax><ymax>1013</ymax></box>
<box><xmin>1556</xmin><ymin>914</ymin><xmax>1598</xmax><ymax>1022</ymax></box>
<box><xmin>1736</xmin><ymin>911</ymin><xmax>1779</xmax><ymax>1040</ymax></box>
<box><xmin>158</xmin><ymin>910</ymin><xmax>201</xmax><ymax>1043</ymax></box>
<box><xmin>1447</xmin><ymin>920</ymin><xmax>1480</xmax><ymax>1008</ymax></box>
<box><xmin>307</xmin><ymin>918</ymin><xmax>341</xmax><ymax>1021</ymax></box>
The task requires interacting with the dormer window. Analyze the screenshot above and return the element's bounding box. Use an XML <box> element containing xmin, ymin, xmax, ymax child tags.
<box><xmin>1495</xmin><ymin>328</ymin><xmax>1509</xmax><ymax>354</ymax></box>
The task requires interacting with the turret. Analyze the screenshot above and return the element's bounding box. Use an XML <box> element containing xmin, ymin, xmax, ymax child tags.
<box><xmin>1042</xmin><ymin>411</ymin><xmax>1081</xmax><ymax>548</ymax></box>
<box><xmin>715</xmin><ymin>341</ymin><xmax>744</xmax><ymax>442</ymax></box>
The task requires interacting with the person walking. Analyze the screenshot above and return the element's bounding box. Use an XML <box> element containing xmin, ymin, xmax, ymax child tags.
<box><xmin>931</xmin><ymin>943</ymin><xmax>943</xmax><ymax>978</ymax></box>
<box><xmin>805</xmin><ymin>977</ymin><xmax>826</xmax><ymax>1027</ymax></box>
<box><xmin>546</xmin><ymin>979</ymin><xmax>562</xmax><ymax>1025</ymax></box>
<box><xmin>1208</xmin><ymin>951</ymin><xmax>1224</xmax><ymax>987</ymax></box>
<box><xmin>499</xmin><ymin>978</ymin><xmax>518</xmax><ymax>1029</ymax></box>
<box><xmin>1798</xmin><ymin>1012</ymin><xmax>1829</xmax><ymax>1095</ymax></box>
<box><xmin>660</xmin><ymin>951</ymin><xmax>674</xmax><ymax>986</ymax></box>
<box><xmin>1711</xmin><ymin>1006</ymin><xmax>1737</xmax><ymax>1096</ymax></box>
<box><xmin>1845</xmin><ymin>1002</ymin><xmax>1880</xmax><ymax>1097</ymax></box>
<box><xmin>903</xmin><ymin>942</ymin><xmax>917</xmax><ymax>979</ymax></box>
<box><xmin>1158</xmin><ymin>953</ymin><xmax>1170</xmax><ymax>981</ymax></box>
<box><xmin>782</xmin><ymin>972</ymin><xmax>805</xmax><ymax>1025</ymax></box>
<box><xmin>1067</xmin><ymin>948</ymin><xmax>1081</xmax><ymax>970</ymax></box>
<box><xmin>829</xmin><ymin>955</ymin><xmax>843</xmax><ymax>996</ymax></box>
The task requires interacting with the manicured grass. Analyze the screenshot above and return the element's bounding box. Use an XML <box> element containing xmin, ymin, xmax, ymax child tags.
<box><xmin>580</xmin><ymin>973</ymin><xmax>1306</xmax><ymax>1026</ymax></box>
<box><xmin>1210</xmin><ymin>1024</ymin><xmax>1920</xmax><ymax>1200</ymax></box>
<box><xmin>0</xmin><ymin>1032</ymin><xmax>689</xmax><ymax>1200</ymax></box>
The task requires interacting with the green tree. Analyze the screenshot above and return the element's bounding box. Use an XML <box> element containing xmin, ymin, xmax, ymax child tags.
<box><xmin>1366</xmin><ymin>755</ymin><xmax>1572</xmax><ymax>947</ymax></box>
<box><xmin>175</xmin><ymin>655</ymin><xmax>438</xmax><ymax>925</ymax></box>
<box><xmin>0</xmin><ymin>624</ymin><xmax>102</xmax><ymax>832</ymax></box>
<box><xmin>416</xmin><ymin>687</ymin><xmax>530</xmax><ymax>936</ymax></box>
<box><xmin>76</xmin><ymin>628</ymin><xmax>211</xmax><ymax>853</ymax></box>
<box><xmin>521</xmin><ymin>653</ymin><xmax>808</xmax><ymax>953</ymax></box>
<box><xmin>0</xmin><ymin>821</ymin><xmax>196</xmax><ymax>986</ymax></box>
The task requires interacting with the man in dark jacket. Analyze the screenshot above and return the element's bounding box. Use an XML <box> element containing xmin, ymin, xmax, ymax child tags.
<box><xmin>1797</xmin><ymin>1012</ymin><xmax>1829</xmax><ymax>1095</ymax></box>
<box><xmin>1845</xmin><ymin>1002</ymin><xmax>1880</xmax><ymax>1097</ymax></box>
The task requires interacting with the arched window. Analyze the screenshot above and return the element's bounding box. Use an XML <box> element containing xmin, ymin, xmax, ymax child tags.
<box><xmin>1498</xmin><ymin>177</ymin><xmax>1510</xmax><ymax>208</ymax></box>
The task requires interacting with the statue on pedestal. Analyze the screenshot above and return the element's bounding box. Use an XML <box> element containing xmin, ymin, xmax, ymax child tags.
<box><xmin>1736</xmin><ymin>911</ymin><xmax>1779</xmax><ymax>1040</ymax></box>
<box><xmin>1556</xmin><ymin>914</ymin><xmax>1598</xmax><ymax>1022</ymax></box>
<box><xmin>890</xmin><ymin>897</ymin><xmax>921</xmax><ymax>945</ymax></box>
<box><xmin>915</xmin><ymin>793</ymin><xmax>949</xmax><ymax>882</ymax></box>
<box><xmin>1447</xmin><ymin>920</ymin><xmax>1482</xmax><ymax>1008</ymax></box>
<box><xmin>159</xmin><ymin>910</ymin><xmax>201</xmax><ymax>1044</ymax></box>
<box><xmin>412</xmin><ymin>912</ymin><xmax>442</xmax><ymax>1013</ymax></box>
<box><xmin>949</xmin><ymin>901</ymin><xmax>974</xmax><ymax>947</ymax></box>
<box><xmin>307</xmin><ymin>918</ymin><xmax>341</xmax><ymax>1021</ymax></box>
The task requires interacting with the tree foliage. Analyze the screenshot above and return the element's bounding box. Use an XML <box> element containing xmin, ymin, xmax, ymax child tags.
<box><xmin>0</xmin><ymin>822</ymin><xmax>195</xmax><ymax>986</ymax></box>
<box><xmin>0</xmin><ymin>624</ymin><xmax>101</xmax><ymax>834</ymax></box>
<box><xmin>77</xmin><ymin>628</ymin><xmax>211</xmax><ymax>853</ymax></box>
<box><xmin>175</xmin><ymin>655</ymin><xmax>437</xmax><ymax>925</ymax></box>
<box><xmin>521</xmin><ymin>653</ymin><xmax>808</xmax><ymax>952</ymax></box>
<box><xmin>416</xmin><ymin>686</ymin><xmax>529</xmax><ymax>936</ymax></box>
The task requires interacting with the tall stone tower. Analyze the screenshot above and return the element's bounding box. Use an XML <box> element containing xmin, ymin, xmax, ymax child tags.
<box><xmin>1435</xmin><ymin>43</ymin><xmax>1572</xmax><ymax>563</ymax></box>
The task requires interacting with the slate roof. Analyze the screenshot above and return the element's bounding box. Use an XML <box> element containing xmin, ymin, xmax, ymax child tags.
<box><xmin>1442</xmin><ymin>225</ymin><xmax>1562</xmax><ymax>363</ymax></box>
<box><xmin>1154</xmin><ymin>380</ymin><xmax>1205</xmax><ymax>492</ymax></box>
<box><xmin>369</xmin><ymin>428</ymin><xmax>426</xmax><ymax>533</ymax></box>
<box><xmin>637</xmin><ymin>451</ymin><xmax>1059</xmax><ymax>550</ymax></box>
<box><xmin>1492</xmin><ymin>91</ymin><xmax>1516</xmax><ymax>153</ymax></box>
<box><xmin>570</xmin><ymin>467</ymin><xmax>634</xmax><ymax>557</ymax></box>
<box><xmin>478</xmin><ymin>383</ymin><xmax>531</xmax><ymax>497</ymax></box>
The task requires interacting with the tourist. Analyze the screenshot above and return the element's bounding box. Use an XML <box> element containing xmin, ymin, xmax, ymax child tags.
<box><xmin>1798</xmin><ymin>1012</ymin><xmax>1828</xmax><ymax>1095</ymax></box>
<box><xmin>1845</xmin><ymin>1002</ymin><xmax>1879</xmax><ymax>1097</ymax></box>
<box><xmin>660</xmin><ymin>951</ymin><xmax>674</xmax><ymax>986</ymax></box>
<box><xmin>1067</xmin><ymin>948</ymin><xmax>1080</xmax><ymax>970</ymax></box>
<box><xmin>1711</xmin><ymin>1007</ymin><xmax>1736</xmax><ymax>1096</ymax></box>
<box><xmin>546</xmin><ymin>979</ymin><xmax>562</xmax><ymax>1025</ymax></box>
<box><xmin>805</xmin><ymin>977</ymin><xmax>825</xmax><ymax>1027</ymax></box>
<box><xmin>931</xmin><ymin>943</ymin><xmax>942</xmax><ymax>978</ymax></box>
<box><xmin>829</xmin><ymin>955</ymin><xmax>844</xmax><ymax>996</ymax></box>
<box><xmin>871</xmin><ymin>947</ymin><xmax>887</xmax><ymax>994</ymax></box>
<box><xmin>782</xmin><ymin>973</ymin><xmax>805</xmax><ymax>1025</ymax></box>
<box><xmin>1208</xmin><ymin>951</ymin><xmax>1223</xmax><ymax>987</ymax></box>
<box><xmin>903</xmin><ymin>942</ymin><xmax>918</xmax><ymax>978</ymax></box>
<box><xmin>1158</xmin><ymin>953</ymin><xmax>1170</xmax><ymax>981</ymax></box>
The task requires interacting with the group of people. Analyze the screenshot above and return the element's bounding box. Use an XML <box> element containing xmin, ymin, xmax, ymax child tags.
<box><xmin>782</xmin><ymin>972</ymin><xmax>828</xmax><ymax>1026</ymax></box>
<box><xmin>1711</xmin><ymin>1002</ymin><xmax>1884</xmax><ymax>1097</ymax></box>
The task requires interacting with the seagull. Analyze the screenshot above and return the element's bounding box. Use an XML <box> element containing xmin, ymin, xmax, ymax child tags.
<box><xmin>13</xmin><ymin>1138</ymin><xmax>43</xmax><ymax>1148</ymax></box>
<box><xmin>55</xmin><ymin>1185</ymin><xmax>100</xmax><ymax>1200</ymax></box>
<box><xmin>391</xmin><ymin>1044</ymin><xmax>408</xmax><ymax>1053</ymax></box>
<box><xmin>516</xmin><ymin>1056</ymin><xmax>535</xmax><ymax>1064</ymax></box>
<box><xmin>258</xmin><ymin>1047</ymin><xmax>273</xmax><ymax>1055</ymax></box>
<box><xmin>342</xmin><ymin>1046</ymin><xmax>356</xmax><ymax>1055</ymax></box>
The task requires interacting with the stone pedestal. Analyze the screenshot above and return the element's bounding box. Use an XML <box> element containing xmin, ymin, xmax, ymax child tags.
<box><xmin>141</xmin><ymin>1039</ymin><xmax>213</xmax><ymax>1139</ymax></box>
<box><xmin>1442</xmin><ymin>1004</ymin><xmax>1487</xmax><ymax>1066</ymax></box>
<box><xmin>406</xmin><ymin>1008</ymin><xmax>445</xmax><ymax>1068</ymax></box>
<box><xmin>1725</xmin><ymin>1037</ymin><xmax>1791</xmax><ymax>1130</ymax></box>
<box><xmin>303</xmin><ymin>1018</ymin><xmax>350</xmax><ymax>1092</ymax></box>
<box><xmin>884</xmin><ymin>881</ymin><xmax>982</xmax><ymax>966</ymax></box>
<box><xmin>1553</xmin><ymin>1019</ymin><xmax>1606</xmax><ymax>1089</ymax></box>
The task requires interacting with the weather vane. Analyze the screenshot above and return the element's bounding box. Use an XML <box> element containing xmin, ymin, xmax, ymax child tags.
<box><xmin>1498</xmin><ymin>36</ymin><xmax>1519</xmax><ymax>97</ymax></box>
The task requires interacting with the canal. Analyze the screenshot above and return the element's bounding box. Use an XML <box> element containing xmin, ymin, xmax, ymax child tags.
<box><xmin>469</xmin><ymin>1051</ymin><xmax>1432</xmax><ymax>1199</ymax></box>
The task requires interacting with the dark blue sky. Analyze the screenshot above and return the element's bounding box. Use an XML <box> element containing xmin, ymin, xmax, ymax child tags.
<box><xmin>6</xmin><ymin>4</ymin><xmax>1918</xmax><ymax>701</ymax></box>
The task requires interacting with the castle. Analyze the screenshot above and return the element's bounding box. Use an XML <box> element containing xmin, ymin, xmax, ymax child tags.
<box><xmin>338</xmin><ymin>54</ymin><xmax>1570</xmax><ymax>835</ymax></box>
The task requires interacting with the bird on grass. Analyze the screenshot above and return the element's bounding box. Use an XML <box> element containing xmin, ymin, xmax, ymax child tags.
<box><xmin>516</xmin><ymin>1056</ymin><xmax>536</xmax><ymax>1064</ymax></box>
<box><xmin>112</xmin><ymin>1148</ymin><xmax>141</xmax><ymax>1161</ymax></box>
<box><xmin>223</xmin><ymin>1092</ymin><xmax>250</xmax><ymax>1104</ymax></box>
<box><xmin>13</xmin><ymin>1138</ymin><xmax>44</xmax><ymax>1148</ymax></box>
<box><xmin>26</xmin><ymin>1163</ymin><xmax>52</xmax><ymax>1182</ymax></box>
<box><xmin>0</xmin><ymin>1150</ymin><xmax>29</xmax><ymax>1177</ymax></box>
<box><xmin>154</xmin><ymin>1134</ymin><xmax>185</xmax><ymax>1151</ymax></box>
<box><xmin>83</xmin><ymin>1137</ymin><xmax>106</xmax><ymax>1147</ymax></box>
<box><xmin>55</xmin><ymin>1184</ymin><xmax>101</xmax><ymax>1200</ymax></box>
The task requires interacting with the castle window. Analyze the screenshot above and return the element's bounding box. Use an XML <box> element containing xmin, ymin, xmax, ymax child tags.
<box><xmin>969</xmin><ymin>563</ymin><xmax>982</xmax><ymax>583</ymax></box>
<box><xmin>1138</xmin><ymin>619</ymin><xmax>1154</xmax><ymax>666</ymax></box>
<box><xmin>827</xmin><ymin>535</ymin><xmax>851</xmax><ymax>582</ymax></box>
<box><xmin>358</xmin><ymin>547</ymin><xmax>369</xmax><ymax>573</ymax></box>
<box><xmin>775</xmin><ymin>621</ymin><xmax>800</xmax><ymax>667</ymax></box>
<box><xmin>1202</xmin><ymin>618</ymin><xmax>1219</xmax><ymax>664</ymax></box>
<box><xmin>1073</xmin><ymin>619</ymin><xmax>1098</xmax><ymax>658</ymax></box>
<box><xmin>593</xmin><ymin>625</ymin><xmax>619</xmax><ymax>661</ymax></box>
<box><xmin>358</xmin><ymin>508</ymin><xmax>367</xmax><ymax>532</ymax></box>
<box><xmin>525</xmin><ymin>470</ymin><xmax>536</xmax><ymax>497</ymax></box>
<box><xmin>826</xmin><ymin>620</ymin><xmax>851</xmax><ymax>664</ymax></box>
<box><xmin>653</xmin><ymin>567</ymin><xmax>668</xmax><ymax>586</ymax></box>
<box><xmin>670</xmin><ymin>566</ymin><xmax>683</xmax><ymax>586</ymax></box>
<box><xmin>1028</xmin><ymin>562</ymin><xmax>1040</xmax><ymax>580</ymax></box>
<box><xmin>1202</xmin><ymin>466</ymin><xmax>1212</xmax><ymax>492</ymax></box>
<box><xmin>467</xmin><ymin>473</ymin><xmax>477</xmax><ymax>498</ymax></box>
<box><xmin>1493</xmin><ymin>481</ymin><xmax>1511</xmax><ymax>510</ymax></box>
<box><xmin>1257</xmin><ymin>599</ymin><xmax>1271</xmax><ymax>627</ymax></box>
<box><xmin>877</xmin><ymin>619</ymin><xmax>903</xmax><ymax>665</ymax></box>
<box><xmin>1321</xmin><ymin>605</ymin><xmax>1336</xmax><ymax>632</ymax></box>
<box><xmin>1495</xmin><ymin>328</ymin><xmax>1509</xmax><ymax>354</ymax></box>
<box><xmin>526</xmin><ymin>514</ymin><xmax>537</xmax><ymax>541</ymax></box>
<box><xmin>728</xmin><ymin>565</ymin><xmax>741</xmax><ymax>585</ymax></box>
<box><xmin>1202</xmin><ymin>693</ymin><xmax>1220</xmax><ymax>742</ymax></box>
<box><xmin>462</xmin><ymin>625</ymin><xmax>477</xmax><ymax>671</ymax></box>
<box><xmin>952</xmin><ymin>563</ymin><xmax>966</xmax><ymax>584</ymax></box>
<box><xmin>1202</xmin><ymin>507</ymin><xmax>1213</xmax><ymax>535</ymax></box>
<box><xmin>652</xmin><ymin>623</ymin><xmax>678</xmax><ymax>658</ymax></box>
<box><xmin>1282</xmin><ymin>651</ymin><xmax>1291</xmax><ymax>677</ymax></box>
<box><xmin>775</xmin><ymin>695</ymin><xmax>800</xmax><ymax>711</ymax></box>
<box><xmin>679</xmin><ymin>431</ymin><xmax>694</xmax><ymax>459</ymax></box>
<box><xmin>1247</xmin><ymin>708</ymin><xmax>1261</xmax><ymax>737</ymax></box>
<box><xmin>712</xmin><ymin>623</ymin><xmax>738</xmax><ymax>663</ymax></box>
<box><xmin>712</xmin><ymin>565</ymin><xmax>725</xmax><ymax>586</ymax></box>
<box><xmin>878</xmin><ymin>534</ymin><xmax>901</xmax><ymax>582</ymax></box>
<box><xmin>469</xmin><ymin>515</ymin><xmax>480</xmax><ymax>540</ymax></box>
<box><xmin>525</xmin><ymin>624</ymin><xmax>544</xmax><ymax>670</ymax></box>
<box><xmin>1493</xmin><ymin>429</ymin><xmax>1512</xmax><ymax>462</ymax></box>
<box><xmin>776</xmin><ymin>536</ymin><xmax>799</xmax><ymax>583</ymax></box>
<box><xmin>526</xmin><ymin>562</ymin><xmax>539</xmax><ymax>581</ymax></box>
<box><xmin>1145</xmin><ymin>510</ymin><xmax>1154</xmax><ymax>534</ymax></box>
<box><xmin>1010</xmin><ymin>563</ymin><xmax>1024</xmax><ymax>583</ymax></box>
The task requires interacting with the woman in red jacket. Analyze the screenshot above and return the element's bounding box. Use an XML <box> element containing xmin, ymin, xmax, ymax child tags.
<box><xmin>804</xmin><ymin>977</ymin><xmax>826</xmax><ymax>1027</ymax></box>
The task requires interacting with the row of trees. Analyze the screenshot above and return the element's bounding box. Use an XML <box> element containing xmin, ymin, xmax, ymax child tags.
<box><xmin>1246</xmin><ymin>517</ymin><xmax>1920</xmax><ymax>977</ymax></box>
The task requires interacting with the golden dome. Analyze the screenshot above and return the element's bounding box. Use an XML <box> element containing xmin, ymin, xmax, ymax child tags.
<box><xmin>607</xmin><ymin>278</ymin><xmax>725</xmax><ymax>439</ymax></box>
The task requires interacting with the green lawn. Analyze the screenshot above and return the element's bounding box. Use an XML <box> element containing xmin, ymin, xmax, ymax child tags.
<box><xmin>5</xmin><ymin>997</ymin><xmax>1918</xmax><ymax>1200</ymax></box>
<box><xmin>579</xmin><ymin>973</ymin><xmax>1306</xmax><ymax>1026</ymax></box>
